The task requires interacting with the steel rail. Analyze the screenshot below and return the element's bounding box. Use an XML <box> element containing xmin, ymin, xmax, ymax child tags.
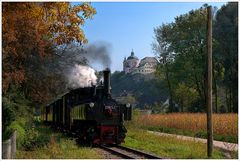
<box><xmin>99</xmin><ymin>145</ymin><xmax>163</xmax><ymax>159</ymax></box>
<box><xmin>99</xmin><ymin>145</ymin><xmax>135</xmax><ymax>159</ymax></box>
<box><xmin>116</xmin><ymin>145</ymin><xmax>163</xmax><ymax>159</ymax></box>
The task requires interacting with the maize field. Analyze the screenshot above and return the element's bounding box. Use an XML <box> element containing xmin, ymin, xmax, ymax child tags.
<box><xmin>138</xmin><ymin>113</ymin><xmax>238</xmax><ymax>136</ymax></box>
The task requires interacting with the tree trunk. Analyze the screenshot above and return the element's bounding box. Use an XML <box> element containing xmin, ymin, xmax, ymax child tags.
<box><xmin>213</xmin><ymin>71</ymin><xmax>218</xmax><ymax>113</ymax></box>
<box><xmin>193</xmin><ymin>70</ymin><xmax>206</xmax><ymax>111</ymax></box>
<box><xmin>229</xmin><ymin>87</ymin><xmax>232</xmax><ymax>112</ymax></box>
<box><xmin>181</xmin><ymin>100</ymin><xmax>184</xmax><ymax>112</ymax></box>
<box><xmin>231</xmin><ymin>66</ymin><xmax>238</xmax><ymax>113</ymax></box>
<box><xmin>232</xmin><ymin>79</ymin><xmax>238</xmax><ymax>113</ymax></box>
<box><xmin>165</xmin><ymin>63</ymin><xmax>174</xmax><ymax>112</ymax></box>
<box><xmin>225</xmin><ymin>87</ymin><xmax>230</xmax><ymax>112</ymax></box>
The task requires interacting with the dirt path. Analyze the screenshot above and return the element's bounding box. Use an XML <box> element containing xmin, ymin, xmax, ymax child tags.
<box><xmin>148</xmin><ymin>131</ymin><xmax>238</xmax><ymax>152</ymax></box>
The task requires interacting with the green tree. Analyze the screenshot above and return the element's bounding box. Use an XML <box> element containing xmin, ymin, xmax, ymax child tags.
<box><xmin>153</xmin><ymin>6</ymin><xmax>209</xmax><ymax>112</ymax></box>
<box><xmin>153</xmin><ymin>23</ymin><xmax>177</xmax><ymax>112</ymax></box>
<box><xmin>174</xmin><ymin>83</ymin><xmax>199</xmax><ymax>112</ymax></box>
<box><xmin>214</xmin><ymin>2</ymin><xmax>238</xmax><ymax>112</ymax></box>
<box><xmin>153</xmin><ymin>3</ymin><xmax>238</xmax><ymax>113</ymax></box>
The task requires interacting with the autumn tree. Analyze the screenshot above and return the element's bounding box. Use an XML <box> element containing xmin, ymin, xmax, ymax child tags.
<box><xmin>2</xmin><ymin>2</ymin><xmax>96</xmax><ymax>98</ymax></box>
<box><xmin>2</xmin><ymin>2</ymin><xmax>96</xmax><ymax>134</ymax></box>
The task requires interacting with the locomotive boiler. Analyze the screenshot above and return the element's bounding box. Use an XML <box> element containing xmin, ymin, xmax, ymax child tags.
<box><xmin>41</xmin><ymin>68</ymin><xmax>132</xmax><ymax>145</ymax></box>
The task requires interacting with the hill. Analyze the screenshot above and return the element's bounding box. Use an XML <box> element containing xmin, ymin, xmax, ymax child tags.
<box><xmin>110</xmin><ymin>71</ymin><xmax>168</xmax><ymax>108</ymax></box>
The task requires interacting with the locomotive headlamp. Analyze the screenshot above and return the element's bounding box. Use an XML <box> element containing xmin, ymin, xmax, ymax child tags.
<box><xmin>89</xmin><ymin>102</ymin><xmax>94</xmax><ymax>108</ymax></box>
<box><xmin>126</xmin><ymin>103</ymin><xmax>131</xmax><ymax>108</ymax></box>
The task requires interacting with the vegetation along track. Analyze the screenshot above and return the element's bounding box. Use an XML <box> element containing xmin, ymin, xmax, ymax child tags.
<box><xmin>99</xmin><ymin>145</ymin><xmax>163</xmax><ymax>159</ymax></box>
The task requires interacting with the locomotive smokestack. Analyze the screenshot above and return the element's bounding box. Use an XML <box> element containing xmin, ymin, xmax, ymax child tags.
<box><xmin>103</xmin><ymin>68</ymin><xmax>111</xmax><ymax>95</ymax></box>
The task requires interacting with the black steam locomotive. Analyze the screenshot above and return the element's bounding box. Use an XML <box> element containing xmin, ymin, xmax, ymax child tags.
<box><xmin>41</xmin><ymin>69</ymin><xmax>132</xmax><ymax>145</ymax></box>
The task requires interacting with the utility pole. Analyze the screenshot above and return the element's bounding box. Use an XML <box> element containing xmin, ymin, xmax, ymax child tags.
<box><xmin>207</xmin><ymin>6</ymin><xmax>213</xmax><ymax>158</ymax></box>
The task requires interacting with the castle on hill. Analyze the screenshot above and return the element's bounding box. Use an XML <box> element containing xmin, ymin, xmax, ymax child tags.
<box><xmin>123</xmin><ymin>50</ymin><xmax>158</xmax><ymax>74</ymax></box>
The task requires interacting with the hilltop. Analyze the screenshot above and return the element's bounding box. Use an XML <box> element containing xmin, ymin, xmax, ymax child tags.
<box><xmin>110</xmin><ymin>71</ymin><xmax>168</xmax><ymax>108</ymax></box>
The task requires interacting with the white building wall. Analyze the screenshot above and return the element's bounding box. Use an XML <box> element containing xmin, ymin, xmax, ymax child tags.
<box><xmin>123</xmin><ymin>57</ymin><xmax>157</xmax><ymax>74</ymax></box>
<box><xmin>131</xmin><ymin>63</ymin><xmax>156</xmax><ymax>75</ymax></box>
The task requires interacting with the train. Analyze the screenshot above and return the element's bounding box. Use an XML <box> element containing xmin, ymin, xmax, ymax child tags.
<box><xmin>40</xmin><ymin>68</ymin><xmax>132</xmax><ymax>145</ymax></box>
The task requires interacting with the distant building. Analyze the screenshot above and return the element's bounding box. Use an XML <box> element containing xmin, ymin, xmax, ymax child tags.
<box><xmin>123</xmin><ymin>50</ymin><xmax>158</xmax><ymax>74</ymax></box>
<box><xmin>138</xmin><ymin>109</ymin><xmax>152</xmax><ymax>115</ymax></box>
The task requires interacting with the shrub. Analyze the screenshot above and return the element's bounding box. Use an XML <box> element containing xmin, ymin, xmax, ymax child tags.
<box><xmin>194</xmin><ymin>131</ymin><xmax>207</xmax><ymax>138</ymax></box>
<box><xmin>2</xmin><ymin>128</ymin><xmax>13</xmax><ymax>141</ymax></box>
<box><xmin>7</xmin><ymin>121</ymin><xmax>26</xmax><ymax>148</ymax></box>
<box><xmin>22</xmin><ymin>128</ymin><xmax>50</xmax><ymax>150</ymax></box>
<box><xmin>2</xmin><ymin>97</ymin><xmax>16</xmax><ymax>132</ymax></box>
<box><xmin>4</xmin><ymin>118</ymin><xmax>48</xmax><ymax>150</ymax></box>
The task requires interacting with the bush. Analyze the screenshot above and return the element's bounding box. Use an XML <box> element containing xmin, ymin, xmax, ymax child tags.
<box><xmin>7</xmin><ymin>121</ymin><xmax>26</xmax><ymax>148</ymax></box>
<box><xmin>4</xmin><ymin>118</ymin><xmax>42</xmax><ymax>149</ymax></box>
<box><xmin>5</xmin><ymin>119</ymin><xmax>51</xmax><ymax>150</ymax></box>
<box><xmin>194</xmin><ymin>131</ymin><xmax>207</xmax><ymax>138</ymax></box>
<box><xmin>2</xmin><ymin>128</ymin><xmax>13</xmax><ymax>141</ymax></box>
<box><xmin>2</xmin><ymin>86</ymin><xmax>45</xmax><ymax>149</ymax></box>
<box><xmin>22</xmin><ymin>128</ymin><xmax>50</xmax><ymax>150</ymax></box>
<box><xmin>2</xmin><ymin>97</ymin><xmax>16</xmax><ymax>132</ymax></box>
<box><xmin>194</xmin><ymin>131</ymin><xmax>237</xmax><ymax>143</ymax></box>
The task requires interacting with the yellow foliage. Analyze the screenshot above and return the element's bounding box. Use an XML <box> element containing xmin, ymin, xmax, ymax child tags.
<box><xmin>2</xmin><ymin>2</ymin><xmax>96</xmax><ymax>92</ymax></box>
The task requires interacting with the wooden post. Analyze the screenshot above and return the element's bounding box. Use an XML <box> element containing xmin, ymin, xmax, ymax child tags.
<box><xmin>207</xmin><ymin>6</ymin><xmax>213</xmax><ymax>158</ymax></box>
<box><xmin>2</xmin><ymin>139</ymin><xmax>11</xmax><ymax>159</ymax></box>
<box><xmin>11</xmin><ymin>130</ymin><xmax>17</xmax><ymax>159</ymax></box>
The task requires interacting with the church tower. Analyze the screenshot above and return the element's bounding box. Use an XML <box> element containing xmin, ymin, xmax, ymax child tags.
<box><xmin>131</xmin><ymin>49</ymin><xmax>134</xmax><ymax>56</ymax></box>
<box><xmin>123</xmin><ymin>50</ymin><xmax>139</xmax><ymax>74</ymax></box>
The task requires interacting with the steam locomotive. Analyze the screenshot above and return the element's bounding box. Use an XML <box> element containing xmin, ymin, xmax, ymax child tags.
<box><xmin>41</xmin><ymin>69</ymin><xmax>132</xmax><ymax>145</ymax></box>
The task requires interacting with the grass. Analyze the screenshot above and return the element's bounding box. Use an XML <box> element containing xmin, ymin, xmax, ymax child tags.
<box><xmin>15</xmin><ymin>113</ymin><xmax>238</xmax><ymax>159</ymax></box>
<box><xmin>143</xmin><ymin>126</ymin><xmax>237</xmax><ymax>143</ymax></box>
<box><xmin>16</xmin><ymin>138</ymin><xmax>101</xmax><ymax>159</ymax></box>
<box><xmin>16</xmin><ymin>124</ymin><xmax>102</xmax><ymax>159</ymax></box>
<box><xmin>137</xmin><ymin>113</ymin><xmax>238</xmax><ymax>143</ymax></box>
<box><xmin>123</xmin><ymin>127</ymin><xmax>235</xmax><ymax>159</ymax></box>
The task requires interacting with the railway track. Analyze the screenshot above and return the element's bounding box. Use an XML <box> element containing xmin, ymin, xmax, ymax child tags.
<box><xmin>99</xmin><ymin>145</ymin><xmax>163</xmax><ymax>159</ymax></box>
<box><xmin>67</xmin><ymin>130</ymin><xmax>163</xmax><ymax>159</ymax></box>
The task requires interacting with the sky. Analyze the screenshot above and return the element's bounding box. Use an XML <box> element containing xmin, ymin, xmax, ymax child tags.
<box><xmin>73</xmin><ymin>2</ymin><xmax>226</xmax><ymax>72</ymax></box>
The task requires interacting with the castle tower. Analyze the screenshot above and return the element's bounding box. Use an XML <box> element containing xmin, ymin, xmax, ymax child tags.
<box><xmin>123</xmin><ymin>50</ymin><xmax>139</xmax><ymax>74</ymax></box>
<box><xmin>131</xmin><ymin>49</ymin><xmax>134</xmax><ymax>56</ymax></box>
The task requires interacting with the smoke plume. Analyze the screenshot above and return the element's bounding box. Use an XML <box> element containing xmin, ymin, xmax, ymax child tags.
<box><xmin>67</xmin><ymin>64</ymin><xmax>97</xmax><ymax>88</ymax></box>
<box><xmin>60</xmin><ymin>41</ymin><xmax>111</xmax><ymax>89</ymax></box>
<box><xmin>83</xmin><ymin>42</ymin><xmax>112</xmax><ymax>69</ymax></box>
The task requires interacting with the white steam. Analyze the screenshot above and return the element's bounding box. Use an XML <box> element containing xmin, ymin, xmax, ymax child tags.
<box><xmin>68</xmin><ymin>64</ymin><xmax>97</xmax><ymax>88</ymax></box>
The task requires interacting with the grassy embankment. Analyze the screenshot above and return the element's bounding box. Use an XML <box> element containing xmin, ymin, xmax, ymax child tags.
<box><xmin>16</xmin><ymin>121</ymin><xmax>102</xmax><ymax>159</ymax></box>
<box><xmin>122</xmin><ymin>112</ymin><xmax>238</xmax><ymax>159</ymax></box>
<box><xmin>15</xmin><ymin>113</ymin><xmax>238</xmax><ymax>159</ymax></box>
<box><xmin>137</xmin><ymin>113</ymin><xmax>238</xmax><ymax>143</ymax></box>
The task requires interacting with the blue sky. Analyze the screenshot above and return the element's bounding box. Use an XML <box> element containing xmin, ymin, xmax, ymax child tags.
<box><xmin>74</xmin><ymin>2</ymin><xmax>226</xmax><ymax>72</ymax></box>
